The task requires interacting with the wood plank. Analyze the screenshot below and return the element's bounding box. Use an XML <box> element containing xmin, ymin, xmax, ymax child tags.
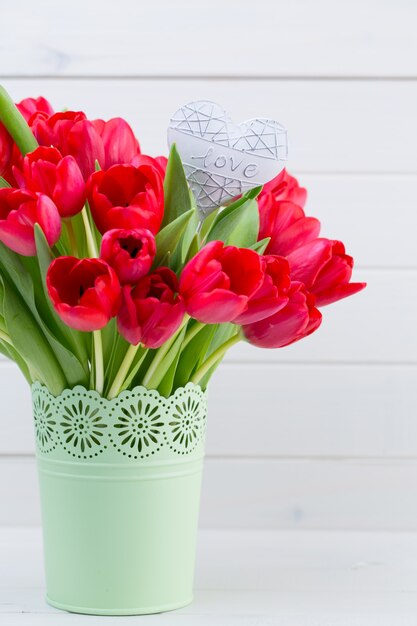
<box><xmin>1</xmin><ymin>0</ymin><xmax>416</xmax><ymax>77</ymax></box>
<box><xmin>2</xmin><ymin>362</ymin><xmax>417</xmax><ymax>459</ymax></box>
<box><xmin>1</xmin><ymin>78</ymin><xmax>416</xmax><ymax>173</ymax></box>
<box><xmin>199</xmin><ymin>458</ymin><xmax>417</xmax><ymax>529</ymax></box>
<box><xmin>2</xmin><ymin>457</ymin><xmax>417</xmax><ymax>530</ymax></box>
<box><xmin>227</xmin><ymin>269</ymin><xmax>415</xmax><ymax>364</ymax></box>
<box><xmin>301</xmin><ymin>174</ymin><xmax>417</xmax><ymax>269</ymax></box>
<box><xmin>2</xmin><ymin>528</ymin><xmax>417</xmax><ymax>625</ymax></box>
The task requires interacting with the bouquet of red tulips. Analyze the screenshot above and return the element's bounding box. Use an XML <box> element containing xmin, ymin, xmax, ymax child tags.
<box><xmin>0</xmin><ymin>87</ymin><xmax>365</xmax><ymax>400</ymax></box>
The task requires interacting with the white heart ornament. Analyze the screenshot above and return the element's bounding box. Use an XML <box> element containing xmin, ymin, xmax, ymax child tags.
<box><xmin>167</xmin><ymin>100</ymin><xmax>288</xmax><ymax>214</ymax></box>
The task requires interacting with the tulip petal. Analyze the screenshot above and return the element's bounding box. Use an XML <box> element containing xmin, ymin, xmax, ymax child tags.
<box><xmin>186</xmin><ymin>289</ymin><xmax>248</xmax><ymax>324</ymax></box>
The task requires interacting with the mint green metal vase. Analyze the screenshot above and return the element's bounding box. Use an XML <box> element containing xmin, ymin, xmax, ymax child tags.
<box><xmin>32</xmin><ymin>382</ymin><xmax>208</xmax><ymax>615</ymax></box>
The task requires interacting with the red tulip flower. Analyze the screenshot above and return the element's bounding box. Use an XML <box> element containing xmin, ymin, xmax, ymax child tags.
<box><xmin>0</xmin><ymin>97</ymin><xmax>57</xmax><ymax>185</ymax></box>
<box><xmin>0</xmin><ymin>123</ymin><xmax>13</xmax><ymax>177</ymax></box>
<box><xmin>136</xmin><ymin>155</ymin><xmax>167</xmax><ymax>178</ymax></box>
<box><xmin>92</xmin><ymin>117</ymin><xmax>140</xmax><ymax>170</ymax></box>
<box><xmin>31</xmin><ymin>111</ymin><xmax>105</xmax><ymax>180</ymax></box>
<box><xmin>243</xmin><ymin>282</ymin><xmax>322</xmax><ymax>349</ymax></box>
<box><xmin>258</xmin><ymin>169</ymin><xmax>307</xmax><ymax>211</ymax></box>
<box><xmin>47</xmin><ymin>257</ymin><xmax>121</xmax><ymax>332</ymax></box>
<box><xmin>179</xmin><ymin>241</ymin><xmax>265</xmax><ymax>324</ymax></box>
<box><xmin>258</xmin><ymin>170</ymin><xmax>319</xmax><ymax>257</ymax></box>
<box><xmin>31</xmin><ymin>111</ymin><xmax>141</xmax><ymax>179</ymax></box>
<box><xmin>0</xmin><ymin>188</ymin><xmax>61</xmax><ymax>256</ymax></box>
<box><xmin>17</xmin><ymin>96</ymin><xmax>54</xmax><ymax>122</ymax></box>
<box><xmin>233</xmin><ymin>255</ymin><xmax>291</xmax><ymax>325</ymax></box>
<box><xmin>31</xmin><ymin>110</ymin><xmax>86</xmax><ymax>146</ymax></box>
<box><xmin>118</xmin><ymin>267</ymin><xmax>185</xmax><ymax>348</ymax></box>
<box><xmin>154</xmin><ymin>156</ymin><xmax>168</xmax><ymax>176</ymax></box>
<box><xmin>287</xmin><ymin>238</ymin><xmax>366</xmax><ymax>306</ymax></box>
<box><xmin>87</xmin><ymin>159</ymin><xmax>164</xmax><ymax>235</ymax></box>
<box><xmin>259</xmin><ymin>198</ymin><xmax>321</xmax><ymax>257</ymax></box>
<box><xmin>100</xmin><ymin>228</ymin><xmax>156</xmax><ymax>285</ymax></box>
<box><xmin>14</xmin><ymin>146</ymin><xmax>86</xmax><ymax>218</ymax></box>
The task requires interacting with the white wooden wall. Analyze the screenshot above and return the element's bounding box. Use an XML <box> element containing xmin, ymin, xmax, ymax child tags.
<box><xmin>0</xmin><ymin>0</ymin><xmax>416</xmax><ymax>529</ymax></box>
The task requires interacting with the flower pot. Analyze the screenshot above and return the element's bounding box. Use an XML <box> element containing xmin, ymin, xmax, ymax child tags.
<box><xmin>32</xmin><ymin>381</ymin><xmax>208</xmax><ymax>616</ymax></box>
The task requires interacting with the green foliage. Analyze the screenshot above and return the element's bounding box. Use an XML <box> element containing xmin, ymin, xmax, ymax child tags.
<box><xmin>0</xmin><ymin>274</ymin><xmax>66</xmax><ymax>394</ymax></box>
<box><xmin>0</xmin><ymin>238</ymin><xmax>89</xmax><ymax>389</ymax></box>
<box><xmin>154</xmin><ymin>208</ymin><xmax>195</xmax><ymax>268</ymax></box>
<box><xmin>250</xmin><ymin>237</ymin><xmax>271</xmax><ymax>254</ymax></box>
<box><xmin>35</xmin><ymin>225</ymin><xmax>89</xmax><ymax>370</ymax></box>
<box><xmin>174</xmin><ymin>323</ymin><xmax>217</xmax><ymax>388</ymax></box>
<box><xmin>0</xmin><ymin>176</ymin><xmax>11</xmax><ymax>188</ymax></box>
<box><xmin>162</xmin><ymin>143</ymin><xmax>192</xmax><ymax>227</ymax></box>
<box><xmin>0</xmin><ymin>86</ymin><xmax>256</xmax><ymax>395</ymax></box>
<box><xmin>205</xmin><ymin>190</ymin><xmax>261</xmax><ymax>247</ymax></box>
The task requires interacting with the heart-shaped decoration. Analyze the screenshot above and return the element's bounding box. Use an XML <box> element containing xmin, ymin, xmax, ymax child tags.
<box><xmin>167</xmin><ymin>100</ymin><xmax>288</xmax><ymax>214</ymax></box>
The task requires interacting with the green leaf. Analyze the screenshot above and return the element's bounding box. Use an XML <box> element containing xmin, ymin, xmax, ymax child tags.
<box><xmin>197</xmin><ymin>323</ymin><xmax>238</xmax><ymax>389</ymax></box>
<box><xmin>0</xmin><ymin>85</ymin><xmax>38</xmax><ymax>155</ymax></box>
<box><xmin>200</xmin><ymin>208</ymin><xmax>219</xmax><ymax>242</ymax></box>
<box><xmin>154</xmin><ymin>208</ymin><xmax>195</xmax><ymax>268</ymax></box>
<box><xmin>0</xmin><ymin>339</ymin><xmax>32</xmax><ymax>384</ymax></box>
<box><xmin>183</xmin><ymin>232</ymin><xmax>199</xmax><ymax>264</ymax></box>
<box><xmin>179</xmin><ymin>209</ymin><xmax>199</xmax><ymax>264</ymax></box>
<box><xmin>174</xmin><ymin>323</ymin><xmax>217</xmax><ymax>388</ymax></box>
<box><xmin>66</xmin><ymin>211</ymin><xmax>88</xmax><ymax>258</ymax></box>
<box><xmin>0</xmin><ymin>240</ymin><xmax>89</xmax><ymax>388</ymax></box>
<box><xmin>1</xmin><ymin>275</ymin><xmax>66</xmax><ymax>394</ymax></box>
<box><xmin>250</xmin><ymin>237</ymin><xmax>271</xmax><ymax>254</ymax></box>
<box><xmin>162</xmin><ymin>143</ymin><xmax>192</xmax><ymax>227</ymax></box>
<box><xmin>0</xmin><ymin>176</ymin><xmax>11</xmax><ymax>188</ymax></box>
<box><xmin>146</xmin><ymin>327</ymin><xmax>186</xmax><ymax>390</ymax></box>
<box><xmin>103</xmin><ymin>333</ymin><xmax>131</xmax><ymax>396</ymax></box>
<box><xmin>157</xmin><ymin>345</ymin><xmax>183</xmax><ymax>397</ymax></box>
<box><xmin>243</xmin><ymin>185</ymin><xmax>263</xmax><ymax>200</ymax></box>
<box><xmin>207</xmin><ymin>323</ymin><xmax>236</xmax><ymax>355</ymax></box>
<box><xmin>206</xmin><ymin>194</ymin><xmax>259</xmax><ymax>247</ymax></box>
<box><xmin>35</xmin><ymin>225</ymin><xmax>89</xmax><ymax>370</ymax></box>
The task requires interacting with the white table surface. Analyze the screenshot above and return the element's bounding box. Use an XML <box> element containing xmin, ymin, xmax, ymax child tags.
<box><xmin>1</xmin><ymin>527</ymin><xmax>417</xmax><ymax>625</ymax></box>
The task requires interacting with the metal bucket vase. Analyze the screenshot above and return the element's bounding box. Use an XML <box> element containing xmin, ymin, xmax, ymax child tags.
<box><xmin>31</xmin><ymin>381</ymin><xmax>208</xmax><ymax>616</ymax></box>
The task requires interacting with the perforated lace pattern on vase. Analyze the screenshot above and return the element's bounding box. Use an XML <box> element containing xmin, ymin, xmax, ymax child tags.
<box><xmin>31</xmin><ymin>382</ymin><xmax>207</xmax><ymax>460</ymax></box>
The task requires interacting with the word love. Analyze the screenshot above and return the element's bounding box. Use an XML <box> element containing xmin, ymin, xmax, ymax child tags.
<box><xmin>190</xmin><ymin>146</ymin><xmax>259</xmax><ymax>180</ymax></box>
<box><xmin>168</xmin><ymin>100</ymin><xmax>288</xmax><ymax>214</ymax></box>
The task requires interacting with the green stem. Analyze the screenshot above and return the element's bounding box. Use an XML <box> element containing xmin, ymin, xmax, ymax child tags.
<box><xmin>181</xmin><ymin>321</ymin><xmax>206</xmax><ymax>351</ymax></box>
<box><xmin>93</xmin><ymin>330</ymin><xmax>104</xmax><ymax>394</ymax></box>
<box><xmin>142</xmin><ymin>316</ymin><xmax>189</xmax><ymax>388</ymax></box>
<box><xmin>0</xmin><ymin>86</ymin><xmax>38</xmax><ymax>155</ymax></box>
<box><xmin>190</xmin><ymin>332</ymin><xmax>242</xmax><ymax>385</ymax></box>
<box><xmin>64</xmin><ymin>218</ymin><xmax>78</xmax><ymax>257</ymax></box>
<box><xmin>80</xmin><ymin>205</ymin><xmax>102</xmax><ymax>392</ymax></box>
<box><xmin>118</xmin><ymin>349</ymin><xmax>148</xmax><ymax>394</ymax></box>
<box><xmin>108</xmin><ymin>343</ymin><xmax>142</xmax><ymax>400</ymax></box>
<box><xmin>81</xmin><ymin>206</ymin><xmax>99</xmax><ymax>258</ymax></box>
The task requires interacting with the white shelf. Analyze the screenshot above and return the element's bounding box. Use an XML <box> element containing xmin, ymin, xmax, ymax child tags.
<box><xmin>1</xmin><ymin>528</ymin><xmax>417</xmax><ymax>624</ymax></box>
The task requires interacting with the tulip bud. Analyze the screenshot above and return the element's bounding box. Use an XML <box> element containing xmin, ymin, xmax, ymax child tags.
<box><xmin>15</xmin><ymin>146</ymin><xmax>86</xmax><ymax>218</ymax></box>
<box><xmin>100</xmin><ymin>228</ymin><xmax>156</xmax><ymax>285</ymax></box>
<box><xmin>46</xmin><ymin>257</ymin><xmax>121</xmax><ymax>332</ymax></box>
<box><xmin>87</xmin><ymin>159</ymin><xmax>164</xmax><ymax>235</ymax></box>
<box><xmin>242</xmin><ymin>282</ymin><xmax>322</xmax><ymax>348</ymax></box>
<box><xmin>179</xmin><ymin>241</ymin><xmax>265</xmax><ymax>324</ymax></box>
<box><xmin>118</xmin><ymin>268</ymin><xmax>185</xmax><ymax>348</ymax></box>
<box><xmin>0</xmin><ymin>188</ymin><xmax>61</xmax><ymax>256</ymax></box>
<box><xmin>287</xmin><ymin>239</ymin><xmax>366</xmax><ymax>306</ymax></box>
